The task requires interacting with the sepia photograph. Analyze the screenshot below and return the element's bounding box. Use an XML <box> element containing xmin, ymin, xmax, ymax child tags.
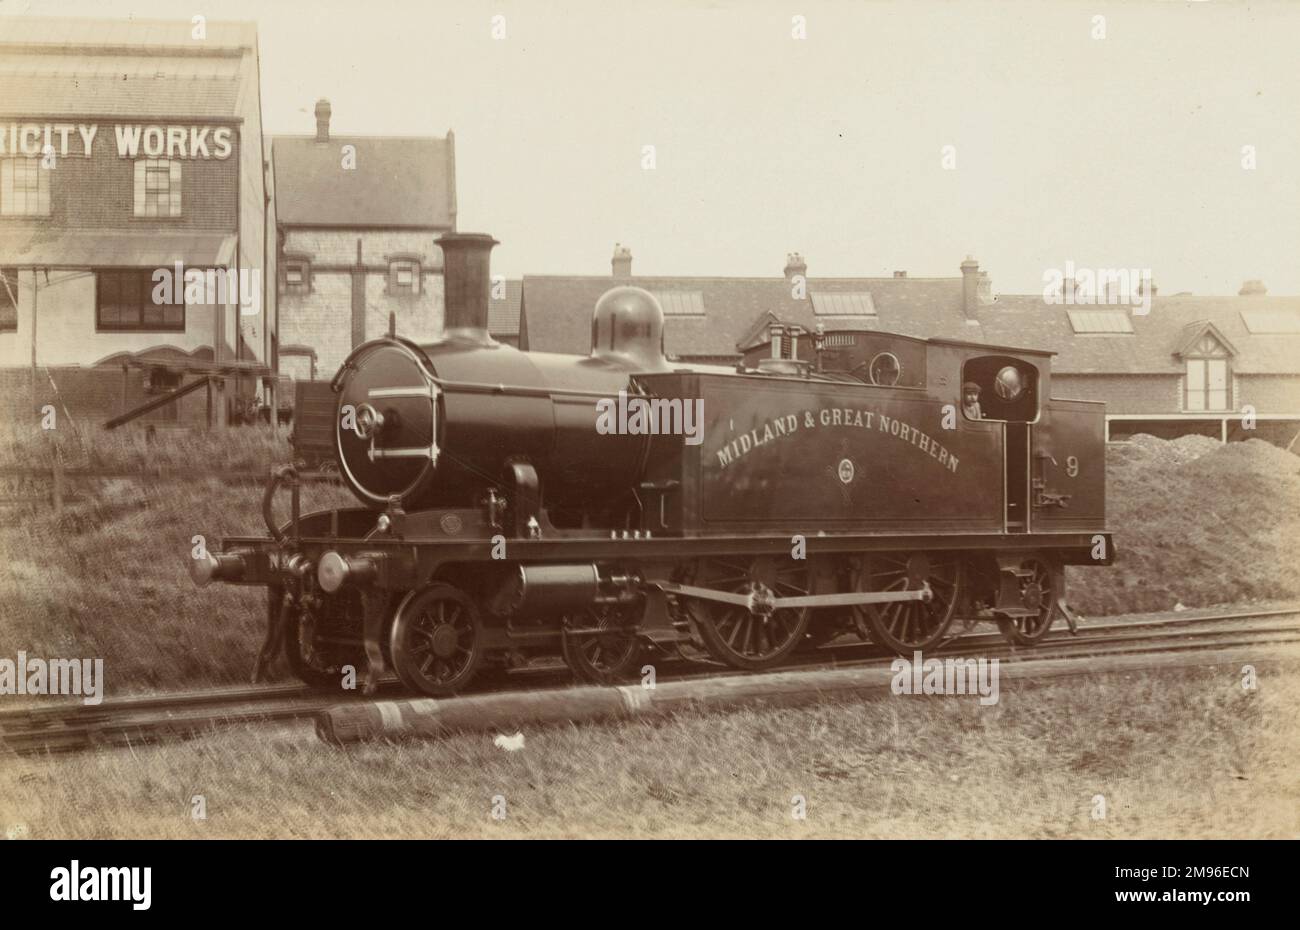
<box><xmin>0</xmin><ymin>0</ymin><xmax>1295</xmax><ymax>905</ymax></box>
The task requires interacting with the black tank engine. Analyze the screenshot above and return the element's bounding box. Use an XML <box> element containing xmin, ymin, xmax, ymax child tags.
<box><xmin>192</xmin><ymin>232</ymin><xmax>1113</xmax><ymax>695</ymax></box>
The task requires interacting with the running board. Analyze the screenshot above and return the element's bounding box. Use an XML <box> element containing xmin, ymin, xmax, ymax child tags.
<box><xmin>654</xmin><ymin>581</ymin><xmax>932</xmax><ymax>614</ymax></box>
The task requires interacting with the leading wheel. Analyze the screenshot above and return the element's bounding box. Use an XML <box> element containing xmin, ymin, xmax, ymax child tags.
<box><xmin>850</xmin><ymin>552</ymin><xmax>964</xmax><ymax>655</ymax></box>
<box><xmin>388</xmin><ymin>584</ymin><xmax>484</xmax><ymax>696</ymax></box>
<box><xmin>996</xmin><ymin>559</ymin><xmax>1060</xmax><ymax>646</ymax></box>
<box><xmin>687</xmin><ymin>556</ymin><xmax>811</xmax><ymax>670</ymax></box>
<box><xmin>561</xmin><ymin>603</ymin><xmax>645</xmax><ymax>685</ymax></box>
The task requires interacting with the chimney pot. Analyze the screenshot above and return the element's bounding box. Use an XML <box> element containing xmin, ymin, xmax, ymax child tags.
<box><xmin>960</xmin><ymin>256</ymin><xmax>981</xmax><ymax>320</ymax></box>
<box><xmin>1239</xmin><ymin>279</ymin><xmax>1267</xmax><ymax>296</ymax></box>
<box><xmin>783</xmin><ymin>252</ymin><xmax>807</xmax><ymax>281</ymax></box>
<box><xmin>611</xmin><ymin>243</ymin><xmax>632</xmax><ymax>279</ymax></box>
<box><xmin>438</xmin><ymin>232</ymin><xmax>499</xmax><ymax>344</ymax></box>
<box><xmin>314</xmin><ymin>98</ymin><xmax>331</xmax><ymax>142</ymax></box>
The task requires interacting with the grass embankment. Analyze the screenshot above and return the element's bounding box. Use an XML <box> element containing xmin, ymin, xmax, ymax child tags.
<box><xmin>1</xmin><ymin>661</ymin><xmax>1296</xmax><ymax>839</ymax></box>
<box><xmin>0</xmin><ymin>428</ymin><xmax>1296</xmax><ymax>693</ymax></box>
<box><xmin>0</xmin><ymin>426</ymin><xmax>352</xmax><ymax>693</ymax></box>
<box><xmin>1069</xmin><ymin>435</ymin><xmax>1300</xmax><ymax>615</ymax></box>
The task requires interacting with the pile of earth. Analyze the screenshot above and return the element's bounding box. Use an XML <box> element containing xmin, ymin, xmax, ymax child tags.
<box><xmin>1068</xmin><ymin>435</ymin><xmax>1300</xmax><ymax>616</ymax></box>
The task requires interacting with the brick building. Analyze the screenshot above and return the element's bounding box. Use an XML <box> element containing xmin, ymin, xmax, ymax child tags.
<box><xmin>517</xmin><ymin>243</ymin><xmax>982</xmax><ymax>364</ymax></box>
<box><xmin>519</xmin><ymin>246</ymin><xmax>1300</xmax><ymax>446</ymax></box>
<box><xmin>519</xmin><ymin>245</ymin><xmax>983</xmax><ymax>363</ymax></box>
<box><xmin>271</xmin><ymin>101</ymin><xmax>457</xmax><ymax>383</ymax></box>
<box><xmin>0</xmin><ymin>17</ymin><xmax>273</xmax><ymax>429</ymax></box>
<box><xmin>977</xmin><ymin>282</ymin><xmax>1300</xmax><ymax>444</ymax></box>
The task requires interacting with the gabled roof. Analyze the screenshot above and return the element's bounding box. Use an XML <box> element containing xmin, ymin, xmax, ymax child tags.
<box><xmin>519</xmin><ymin>274</ymin><xmax>970</xmax><ymax>358</ymax></box>
<box><xmin>977</xmin><ymin>295</ymin><xmax>1300</xmax><ymax>375</ymax></box>
<box><xmin>1173</xmin><ymin>320</ymin><xmax>1236</xmax><ymax>358</ymax></box>
<box><xmin>271</xmin><ymin>134</ymin><xmax>456</xmax><ymax>228</ymax></box>
<box><xmin>0</xmin><ymin>16</ymin><xmax>254</xmax><ymax>119</ymax></box>
<box><xmin>516</xmin><ymin>263</ymin><xmax>1300</xmax><ymax>375</ymax></box>
<box><xmin>0</xmin><ymin>16</ymin><xmax>258</xmax><ymax>51</ymax></box>
<box><xmin>0</xmin><ymin>73</ymin><xmax>242</xmax><ymax>118</ymax></box>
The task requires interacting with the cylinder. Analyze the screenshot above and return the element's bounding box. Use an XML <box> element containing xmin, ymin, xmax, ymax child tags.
<box><xmin>490</xmin><ymin>564</ymin><xmax>600</xmax><ymax>617</ymax></box>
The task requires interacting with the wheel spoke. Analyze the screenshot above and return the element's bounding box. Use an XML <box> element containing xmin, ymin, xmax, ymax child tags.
<box><xmin>563</xmin><ymin>605</ymin><xmax>642</xmax><ymax>683</ymax></box>
<box><xmin>856</xmin><ymin>553</ymin><xmax>963</xmax><ymax>653</ymax></box>
<box><xmin>391</xmin><ymin>586</ymin><xmax>483</xmax><ymax>695</ymax></box>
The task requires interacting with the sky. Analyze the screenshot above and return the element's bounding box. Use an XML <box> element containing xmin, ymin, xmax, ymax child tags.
<box><xmin>4</xmin><ymin>0</ymin><xmax>1299</xmax><ymax>295</ymax></box>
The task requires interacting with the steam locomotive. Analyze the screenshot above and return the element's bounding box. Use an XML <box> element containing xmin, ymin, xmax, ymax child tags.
<box><xmin>191</xmin><ymin>232</ymin><xmax>1113</xmax><ymax>696</ymax></box>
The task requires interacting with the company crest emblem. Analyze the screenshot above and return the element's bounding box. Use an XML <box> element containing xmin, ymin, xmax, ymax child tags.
<box><xmin>837</xmin><ymin>458</ymin><xmax>855</xmax><ymax>484</ymax></box>
<box><xmin>440</xmin><ymin>513</ymin><xmax>464</xmax><ymax>535</ymax></box>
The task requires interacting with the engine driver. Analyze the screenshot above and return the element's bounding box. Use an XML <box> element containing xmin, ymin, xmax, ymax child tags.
<box><xmin>962</xmin><ymin>382</ymin><xmax>983</xmax><ymax>420</ymax></box>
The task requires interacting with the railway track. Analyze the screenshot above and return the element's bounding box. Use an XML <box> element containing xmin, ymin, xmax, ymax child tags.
<box><xmin>2</xmin><ymin>605</ymin><xmax>1297</xmax><ymax>756</ymax></box>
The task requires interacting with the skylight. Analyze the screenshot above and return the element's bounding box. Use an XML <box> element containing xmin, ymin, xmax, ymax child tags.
<box><xmin>811</xmin><ymin>292</ymin><xmax>876</xmax><ymax>316</ymax></box>
<box><xmin>651</xmin><ymin>290</ymin><xmax>705</xmax><ymax>316</ymax></box>
<box><xmin>1067</xmin><ymin>310</ymin><xmax>1134</xmax><ymax>334</ymax></box>
<box><xmin>1240</xmin><ymin>310</ymin><xmax>1300</xmax><ymax>334</ymax></box>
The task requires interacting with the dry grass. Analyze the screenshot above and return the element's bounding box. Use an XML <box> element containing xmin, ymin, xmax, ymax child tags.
<box><xmin>2</xmin><ymin>661</ymin><xmax>1296</xmax><ymax>839</ymax></box>
<box><xmin>0</xmin><ymin>423</ymin><xmax>290</xmax><ymax>472</ymax></box>
<box><xmin>0</xmin><ymin>426</ymin><xmax>353</xmax><ymax>693</ymax></box>
<box><xmin>1069</xmin><ymin>436</ymin><xmax>1300</xmax><ymax>616</ymax></box>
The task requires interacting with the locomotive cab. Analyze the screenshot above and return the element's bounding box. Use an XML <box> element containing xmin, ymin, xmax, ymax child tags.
<box><xmin>959</xmin><ymin>352</ymin><xmax>1041</xmax><ymax>532</ymax></box>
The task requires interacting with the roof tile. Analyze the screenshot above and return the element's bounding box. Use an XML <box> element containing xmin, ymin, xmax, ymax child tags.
<box><xmin>519</xmin><ymin>272</ymin><xmax>1300</xmax><ymax>375</ymax></box>
<box><xmin>271</xmin><ymin>135</ymin><xmax>455</xmax><ymax>228</ymax></box>
<box><xmin>520</xmin><ymin>274</ymin><xmax>969</xmax><ymax>359</ymax></box>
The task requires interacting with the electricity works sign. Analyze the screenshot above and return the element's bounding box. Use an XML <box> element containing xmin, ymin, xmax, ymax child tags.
<box><xmin>0</xmin><ymin>123</ymin><xmax>234</xmax><ymax>159</ymax></box>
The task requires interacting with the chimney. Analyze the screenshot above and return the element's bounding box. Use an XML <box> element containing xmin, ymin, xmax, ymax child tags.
<box><xmin>1062</xmin><ymin>276</ymin><xmax>1078</xmax><ymax>301</ymax></box>
<box><xmin>893</xmin><ymin>270</ymin><xmax>907</xmax><ymax>279</ymax></box>
<box><xmin>1138</xmin><ymin>277</ymin><xmax>1157</xmax><ymax>298</ymax></box>
<box><xmin>611</xmin><ymin>243</ymin><xmax>632</xmax><ymax>279</ymax></box>
<box><xmin>960</xmin><ymin>256</ymin><xmax>980</xmax><ymax>319</ymax></box>
<box><xmin>314</xmin><ymin>98</ymin><xmax>331</xmax><ymax>142</ymax></box>
<box><xmin>783</xmin><ymin>252</ymin><xmax>807</xmax><ymax>282</ymax></box>
<box><xmin>438</xmin><ymin>232</ymin><xmax>499</xmax><ymax>345</ymax></box>
<box><xmin>1239</xmin><ymin>279</ymin><xmax>1267</xmax><ymax>296</ymax></box>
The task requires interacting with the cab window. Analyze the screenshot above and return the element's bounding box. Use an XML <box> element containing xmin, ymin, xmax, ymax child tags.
<box><xmin>960</xmin><ymin>356</ymin><xmax>1039</xmax><ymax>422</ymax></box>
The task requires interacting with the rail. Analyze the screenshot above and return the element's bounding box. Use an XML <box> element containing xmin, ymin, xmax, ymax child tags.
<box><xmin>2</xmin><ymin>605</ymin><xmax>1296</xmax><ymax>755</ymax></box>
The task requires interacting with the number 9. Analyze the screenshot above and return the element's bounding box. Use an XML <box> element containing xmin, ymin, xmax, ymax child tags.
<box><xmin>1066</xmin><ymin>455</ymin><xmax>1079</xmax><ymax>477</ymax></box>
